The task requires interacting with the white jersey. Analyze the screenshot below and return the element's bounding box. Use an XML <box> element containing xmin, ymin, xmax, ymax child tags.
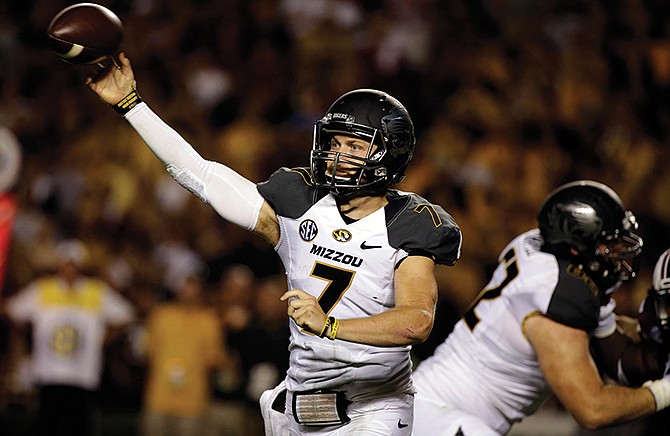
<box><xmin>258</xmin><ymin>167</ymin><xmax>462</xmax><ymax>403</ymax></box>
<box><xmin>7</xmin><ymin>276</ymin><xmax>135</xmax><ymax>390</ymax></box>
<box><xmin>413</xmin><ymin>229</ymin><xmax>605</xmax><ymax>435</ymax></box>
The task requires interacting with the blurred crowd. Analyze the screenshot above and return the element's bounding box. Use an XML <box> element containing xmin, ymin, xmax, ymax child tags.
<box><xmin>1</xmin><ymin>0</ymin><xmax>670</xmax><ymax>434</ymax></box>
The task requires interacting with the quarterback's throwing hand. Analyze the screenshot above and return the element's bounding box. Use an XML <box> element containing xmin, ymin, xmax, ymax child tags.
<box><xmin>86</xmin><ymin>52</ymin><xmax>136</xmax><ymax>105</ymax></box>
<box><xmin>281</xmin><ymin>289</ymin><xmax>327</xmax><ymax>334</ymax></box>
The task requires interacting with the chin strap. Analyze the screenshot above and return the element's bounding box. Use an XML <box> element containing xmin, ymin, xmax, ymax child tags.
<box><xmin>333</xmin><ymin>184</ymin><xmax>388</xmax><ymax>202</ymax></box>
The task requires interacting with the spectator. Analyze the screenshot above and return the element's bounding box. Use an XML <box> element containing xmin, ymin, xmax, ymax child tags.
<box><xmin>141</xmin><ymin>274</ymin><xmax>225</xmax><ymax>436</ymax></box>
<box><xmin>208</xmin><ymin>271</ymin><xmax>288</xmax><ymax>436</ymax></box>
<box><xmin>2</xmin><ymin>238</ymin><xmax>135</xmax><ymax>436</ymax></box>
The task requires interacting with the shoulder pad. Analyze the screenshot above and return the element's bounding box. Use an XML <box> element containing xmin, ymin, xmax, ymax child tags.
<box><xmin>386</xmin><ymin>191</ymin><xmax>462</xmax><ymax>265</ymax></box>
<box><xmin>545</xmin><ymin>259</ymin><xmax>600</xmax><ymax>331</ymax></box>
<box><xmin>257</xmin><ymin>167</ymin><xmax>327</xmax><ymax>218</ymax></box>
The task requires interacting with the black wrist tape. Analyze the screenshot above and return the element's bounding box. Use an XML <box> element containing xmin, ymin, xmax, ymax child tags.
<box><xmin>114</xmin><ymin>88</ymin><xmax>142</xmax><ymax>115</ymax></box>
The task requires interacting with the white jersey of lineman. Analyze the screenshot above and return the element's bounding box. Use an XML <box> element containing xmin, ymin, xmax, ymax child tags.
<box><xmin>7</xmin><ymin>276</ymin><xmax>134</xmax><ymax>390</ymax></box>
<box><xmin>413</xmin><ymin>229</ymin><xmax>605</xmax><ymax>435</ymax></box>
<box><xmin>257</xmin><ymin>167</ymin><xmax>462</xmax><ymax>403</ymax></box>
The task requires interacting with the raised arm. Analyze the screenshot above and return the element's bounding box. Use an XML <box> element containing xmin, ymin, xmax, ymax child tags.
<box><xmin>86</xmin><ymin>53</ymin><xmax>280</xmax><ymax>245</ymax></box>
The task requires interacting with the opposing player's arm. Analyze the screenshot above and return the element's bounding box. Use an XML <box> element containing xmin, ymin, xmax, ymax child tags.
<box><xmin>591</xmin><ymin>325</ymin><xmax>633</xmax><ymax>382</ymax></box>
<box><xmin>284</xmin><ymin>255</ymin><xmax>438</xmax><ymax>347</ymax></box>
<box><xmin>86</xmin><ymin>53</ymin><xmax>280</xmax><ymax>245</ymax></box>
<box><xmin>525</xmin><ymin>314</ymin><xmax>657</xmax><ymax>430</ymax></box>
<box><xmin>592</xmin><ymin>315</ymin><xmax>666</xmax><ymax>387</ymax></box>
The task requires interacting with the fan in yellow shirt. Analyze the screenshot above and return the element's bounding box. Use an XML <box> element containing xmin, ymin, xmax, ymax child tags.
<box><xmin>141</xmin><ymin>275</ymin><xmax>225</xmax><ymax>436</ymax></box>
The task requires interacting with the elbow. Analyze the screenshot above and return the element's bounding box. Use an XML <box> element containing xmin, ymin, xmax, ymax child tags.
<box><xmin>401</xmin><ymin>310</ymin><xmax>434</xmax><ymax>345</ymax></box>
<box><xmin>574</xmin><ymin>418</ymin><xmax>601</xmax><ymax>432</ymax></box>
<box><xmin>571</xmin><ymin>409</ymin><xmax>614</xmax><ymax>431</ymax></box>
<box><xmin>576</xmin><ymin>419</ymin><xmax>607</xmax><ymax>432</ymax></box>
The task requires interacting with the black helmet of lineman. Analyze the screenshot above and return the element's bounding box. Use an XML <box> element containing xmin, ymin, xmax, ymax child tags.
<box><xmin>537</xmin><ymin>180</ymin><xmax>643</xmax><ymax>290</ymax></box>
<box><xmin>310</xmin><ymin>89</ymin><xmax>416</xmax><ymax>199</ymax></box>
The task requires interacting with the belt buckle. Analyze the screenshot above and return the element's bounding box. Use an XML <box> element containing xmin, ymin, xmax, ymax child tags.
<box><xmin>292</xmin><ymin>390</ymin><xmax>350</xmax><ymax>426</ymax></box>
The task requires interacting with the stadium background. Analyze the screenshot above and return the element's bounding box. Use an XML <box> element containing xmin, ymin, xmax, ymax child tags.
<box><xmin>1</xmin><ymin>0</ymin><xmax>670</xmax><ymax>434</ymax></box>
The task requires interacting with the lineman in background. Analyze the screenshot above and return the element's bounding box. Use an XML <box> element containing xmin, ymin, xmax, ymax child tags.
<box><xmin>413</xmin><ymin>181</ymin><xmax>670</xmax><ymax>435</ymax></box>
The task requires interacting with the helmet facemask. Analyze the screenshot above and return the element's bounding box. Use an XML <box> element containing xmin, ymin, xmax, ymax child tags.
<box><xmin>311</xmin><ymin>120</ymin><xmax>392</xmax><ymax>198</ymax></box>
<box><xmin>590</xmin><ymin>218</ymin><xmax>643</xmax><ymax>290</ymax></box>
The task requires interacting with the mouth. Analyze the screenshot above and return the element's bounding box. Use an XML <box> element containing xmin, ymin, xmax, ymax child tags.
<box><xmin>326</xmin><ymin>165</ymin><xmax>355</xmax><ymax>180</ymax></box>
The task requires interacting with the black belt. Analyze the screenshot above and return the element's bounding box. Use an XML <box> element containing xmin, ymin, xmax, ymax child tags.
<box><xmin>271</xmin><ymin>388</ymin><xmax>286</xmax><ymax>413</ymax></box>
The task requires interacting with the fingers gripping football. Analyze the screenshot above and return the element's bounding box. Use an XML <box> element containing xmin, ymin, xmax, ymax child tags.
<box><xmin>281</xmin><ymin>289</ymin><xmax>328</xmax><ymax>334</ymax></box>
<box><xmin>86</xmin><ymin>53</ymin><xmax>136</xmax><ymax>106</ymax></box>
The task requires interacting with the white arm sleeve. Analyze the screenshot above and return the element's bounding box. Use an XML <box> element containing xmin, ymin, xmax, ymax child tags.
<box><xmin>124</xmin><ymin>103</ymin><xmax>263</xmax><ymax>230</ymax></box>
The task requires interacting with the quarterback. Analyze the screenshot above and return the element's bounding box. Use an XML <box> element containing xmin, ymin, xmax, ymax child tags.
<box><xmin>86</xmin><ymin>53</ymin><xmax>462</xmax><ymax>435</ymax></box>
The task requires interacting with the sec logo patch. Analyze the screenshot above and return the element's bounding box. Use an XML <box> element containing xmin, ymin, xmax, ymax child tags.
<box><xmin>299</xmin><ymin>219</ymin><xmax>318</xmax><ymax>241</ymax></box>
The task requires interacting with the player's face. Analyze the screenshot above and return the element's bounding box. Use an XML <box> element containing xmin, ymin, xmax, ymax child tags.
<box><xmin>329</xmin><ymin>135</ymin><xmax>372</xmax><ymax>158</ymax></box>
<box><xmin>58</xmin><ymin>261</ymin><xmax>80</xmax><ymax>283</ymax></box>
<box><xmin>326</xmin><ymin>135</ymin><xmax>375</xmax><ymax>179</ymax></box>
<box><xmin>598</xmin><ymin>234</ymin><xmax>641</xmax><ymax>260</ymax></box>
<box><xmin>596</xmin><ymin>233</ymin><xmax>642</xmax><ymax>282</ymax></box>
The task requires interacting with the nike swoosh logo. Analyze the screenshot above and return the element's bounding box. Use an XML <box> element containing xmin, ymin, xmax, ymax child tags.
<box><xmin>360</xmin><ymin>241</ymin><xmax>382</xmax><ymax>250</ymax></box>
<box><xmin>397</xmin><ymin>419</ymin><xmax>409</xmax><ymax>428</ymax></box>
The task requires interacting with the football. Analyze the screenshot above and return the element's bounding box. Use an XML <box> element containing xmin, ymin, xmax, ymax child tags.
<box><xmin>618</xmin><ymin>338</ymin><xmax>667</xmax><ymax>387</ymax></box>
<box><xmin>47</xmin><ymin>3</ymin><xmax>123</xmax><ymax>65</ymax></box>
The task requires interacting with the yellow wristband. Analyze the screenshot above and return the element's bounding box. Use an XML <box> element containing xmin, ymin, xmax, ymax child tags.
<box><xmin>328</xmin><ymin>317</ymin><xmax>339</xmax><ymax>340</ymax></box>
<box><xmin>319</xmin><ymin>317</ymin><xmax>332</xmax><ymax>338</ymax></box>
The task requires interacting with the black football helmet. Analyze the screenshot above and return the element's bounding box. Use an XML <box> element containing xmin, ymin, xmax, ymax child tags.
<box><xmin>310</xmin><ymin>89</ymin><xmax>416</xmax><ymax>199</ymax></box>
<box><xmin>537</xmin><ymin>180</ymin><xmax>643</xmax><ymax>290</ymax></box>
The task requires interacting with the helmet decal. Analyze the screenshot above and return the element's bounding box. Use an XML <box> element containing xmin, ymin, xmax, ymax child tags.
<box><xmin>550</xmin><ymin>201</ymin><xmax>603</xmax><ymax>248</ymax></box>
